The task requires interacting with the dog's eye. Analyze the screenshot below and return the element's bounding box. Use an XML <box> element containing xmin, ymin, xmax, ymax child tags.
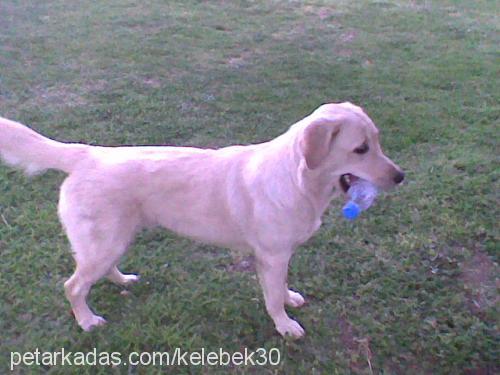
<box><xmin>354</xmin><ymin>143</ymin><xmax>369</xmax><ymax>154</ymax></box>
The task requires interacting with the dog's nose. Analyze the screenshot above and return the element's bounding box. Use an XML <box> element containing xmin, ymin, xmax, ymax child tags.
<box><xmin>393</xmin><ymin>170</ymin><xmax>405</xmax><ymax>184</ymax></box>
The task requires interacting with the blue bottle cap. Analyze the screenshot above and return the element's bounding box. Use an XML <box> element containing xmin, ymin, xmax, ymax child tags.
<box><xmin>343</xmin><ymin>202</ymin><xmax>360</xmax><ymax>220</ymax></box>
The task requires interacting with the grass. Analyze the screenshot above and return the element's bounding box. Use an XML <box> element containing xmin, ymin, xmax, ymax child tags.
<box><xmin>0</xmin><ymin>0</ymin><xmax>498</xmax><ymax>373</ymax></box>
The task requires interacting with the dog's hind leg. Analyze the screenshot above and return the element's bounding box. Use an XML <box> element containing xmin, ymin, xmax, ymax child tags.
<box><xmin>107</xmin><ymin>266</ymin><xmax>140</xmax><ymax>286</ymax></box>
<box><xmin>285</xmin><ymin>285</ymin><xmax>305</xmax><ymax>308</ymax></box>
<box><xmin>63</xmin><ymin>220</ymin><xmax>138</xmax><ymax>331</ymax></box>
<box><xmin>59</xmin><ymin>186</ymin><xmax>140</xmax><ymax>331</ymax></box>
<box><xmin>64</xmin><ymin>263</ymin><xmax>110</xmax><ymax>331</ymax></box>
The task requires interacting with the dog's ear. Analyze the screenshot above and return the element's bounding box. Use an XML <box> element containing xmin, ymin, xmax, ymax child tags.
<box><xmin>299</xmin><ymin>117</ymin><xmax>341</xmax><ymax>170</ymax></box>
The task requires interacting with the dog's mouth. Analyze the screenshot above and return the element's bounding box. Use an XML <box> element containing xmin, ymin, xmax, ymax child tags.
<box><xmin>339</xmin><ymin>173</ymin><xmax>359</xmax><ymax>193</ymax></box>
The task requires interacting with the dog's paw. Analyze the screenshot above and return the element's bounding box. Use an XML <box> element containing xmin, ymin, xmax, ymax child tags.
<box><xmin>121</xmin><ymin>274</ymin><xmax>140</xmax><ymax>285</ymax></box>
<box><xmin>79</xmin><ymin>315</ymin><xmax>107</xmax><ymax>332</ymax></box>
<box><xmin>275</xmin><ymin>318</ymin><xmax>305</xmax><ymax>339</ymax></box>
<box><xmin>286</xmin><ymin>290</ymin><xmax>305</xmax><ymax>308</ymax></box>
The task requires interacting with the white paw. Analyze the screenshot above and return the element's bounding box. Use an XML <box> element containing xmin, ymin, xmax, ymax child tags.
<box><xmin>122</xmin><ymin>274</ymin><xmax>140</xmax><ymax>285</ymax></box>
<box><xmin>79</xmin><ymin>315</ymin><xmax>107</xmax><ymax>332</ymax></box>
<box><xmin>275</xmin><ymin>318</ymin><xmax>305</xmax><ymax>339</ymax></box>
<box><xmin>286</xmin><ymin>290</ymin><xmax>305</xmax><ymax>308</ymax></box>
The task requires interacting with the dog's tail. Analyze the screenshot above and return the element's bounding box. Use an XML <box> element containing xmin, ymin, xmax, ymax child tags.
<box><xmin>0</xmin><ymin>116</ymin><xmax>89</xmax><ymax>175</ymax></box>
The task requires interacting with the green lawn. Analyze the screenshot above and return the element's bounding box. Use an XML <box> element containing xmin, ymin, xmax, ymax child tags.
<box><xmin>0</xmin><ymin>1</ymin><xmax>498</xmax><ymax>373</ymax></box>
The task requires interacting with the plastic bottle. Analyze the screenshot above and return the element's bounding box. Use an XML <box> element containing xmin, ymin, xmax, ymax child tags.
<box><xmin>342</xmin><ymin>179</ymin><xmax>378</xmax><ymax>220</ymax></box>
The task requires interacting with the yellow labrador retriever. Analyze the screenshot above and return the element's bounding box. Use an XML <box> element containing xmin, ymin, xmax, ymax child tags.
<box><xmin>0</xmin><ymin>102</ymin><xmax>403</xmax><ymax>338</ymax></box>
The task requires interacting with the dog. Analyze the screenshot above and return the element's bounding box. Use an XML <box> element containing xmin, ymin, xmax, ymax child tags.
<box><xmin>0</xmin><ymin>102</ymin><xmax>404</xmax><ymax>338</ymax></box>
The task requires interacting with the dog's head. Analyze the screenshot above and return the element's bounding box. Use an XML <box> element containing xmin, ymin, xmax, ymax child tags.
<box><xmin>298</xmin><ymin>102</ymin><xmax>404</xmax><ymax>193</ymax></box>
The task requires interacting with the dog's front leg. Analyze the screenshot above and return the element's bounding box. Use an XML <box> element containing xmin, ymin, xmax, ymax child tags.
<box><xmin>255</xmin><ymin>251</ymin><xmax>305</xmax><ymax>339</ymax></box>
